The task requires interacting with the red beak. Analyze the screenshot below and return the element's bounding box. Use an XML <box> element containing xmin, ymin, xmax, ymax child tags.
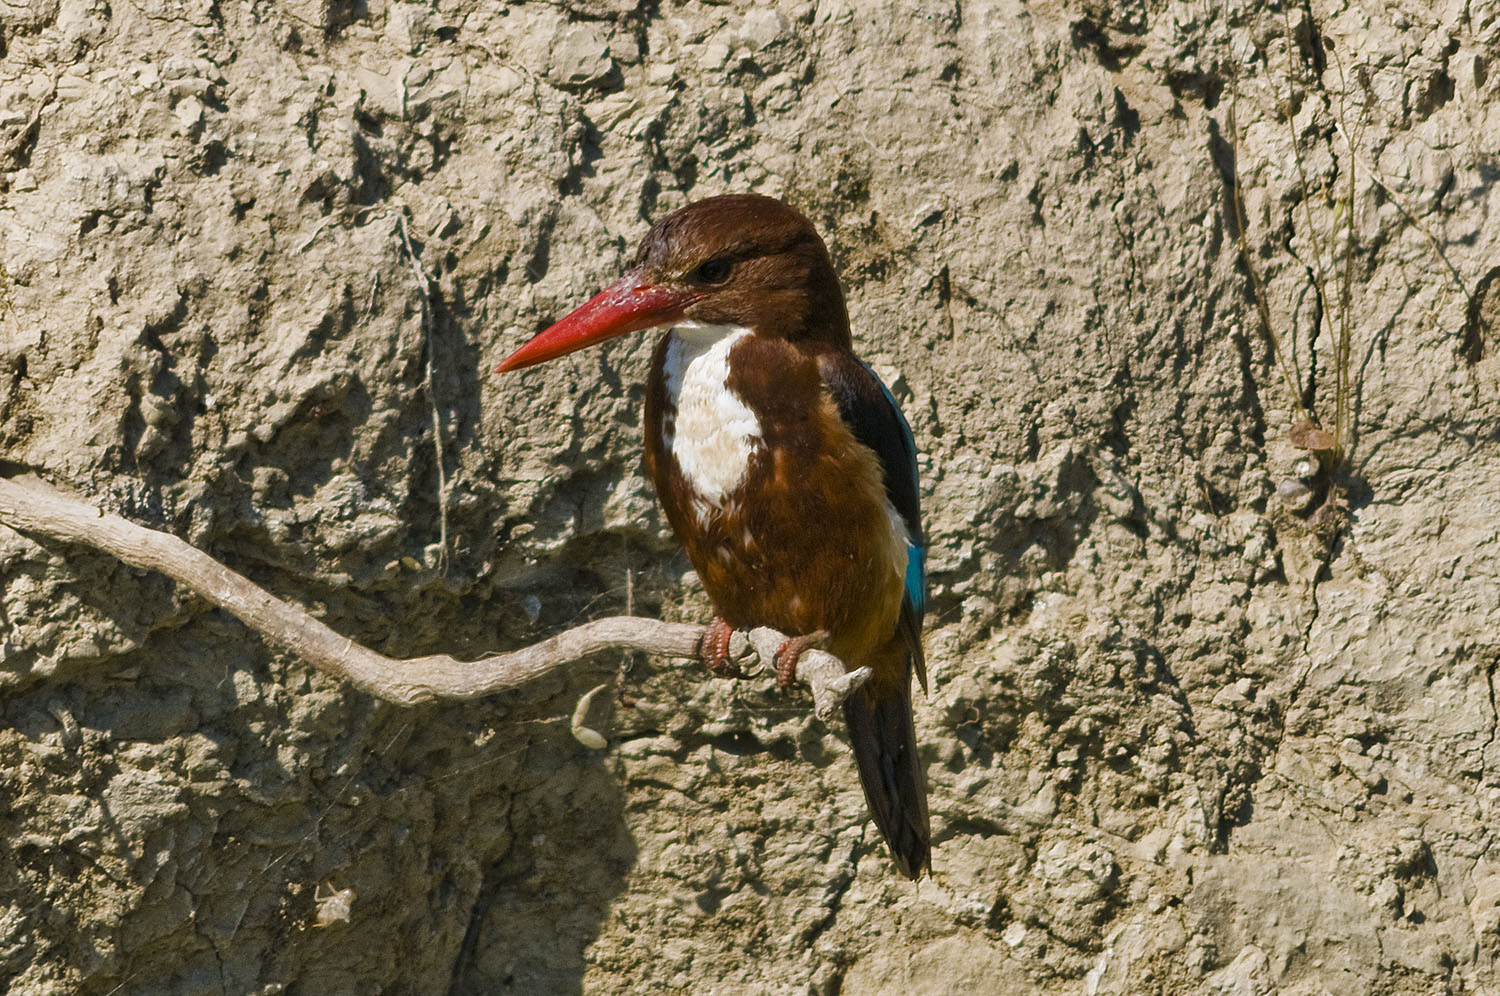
<box><xmin>495</xmin><ymin>271</ymin><xmax>702</xmax><ymax>373</ymax></box>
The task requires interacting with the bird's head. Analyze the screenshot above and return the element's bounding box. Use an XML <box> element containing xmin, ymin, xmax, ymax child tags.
<box><xmin>495</xmin><ymin>194</ymin><xmax>850</xmax><ymax>373</ymax></box>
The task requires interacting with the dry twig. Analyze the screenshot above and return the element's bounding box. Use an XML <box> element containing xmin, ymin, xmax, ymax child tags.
<box><xmin>0</xmin><ymin>474</ymin><xmax>868</xmax><ymax>719</ymax></box>
<box><xmin>1</xmin><ymin>73</ymin><xmax>58</xmax><ymax>165</ymax></box>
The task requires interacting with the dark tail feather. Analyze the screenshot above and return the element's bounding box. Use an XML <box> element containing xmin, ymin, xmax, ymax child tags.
<box><xmin>844</xmin><ymin>675</ymin><xmax>930</xmax><ymax>878</ymax></box>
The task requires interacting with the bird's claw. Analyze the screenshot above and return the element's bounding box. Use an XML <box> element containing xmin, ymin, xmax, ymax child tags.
<box><xmin>773</xmin><ymin>630</ymin><xmax>830</xmax><ymax>689</ymax></box>
<box><xmin>698</xmin><ymin>617</ymin><xmax>743</xmax><ymax>678</ymax></box>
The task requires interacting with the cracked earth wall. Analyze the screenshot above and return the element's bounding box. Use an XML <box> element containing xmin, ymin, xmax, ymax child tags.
<box><xmin>3</xmin><ymin>0</ymin><xmax>1500</xmax><ymax>993</ymax></box>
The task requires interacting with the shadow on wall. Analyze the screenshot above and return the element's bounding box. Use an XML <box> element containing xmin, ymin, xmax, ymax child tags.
<box><xmin>452</xmin><ymin>733</ymin><xmax>637</xmax><ymax>995</ymax></box>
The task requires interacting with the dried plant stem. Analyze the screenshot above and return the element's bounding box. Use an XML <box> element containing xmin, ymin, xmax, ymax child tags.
<box><xmin>1227</xmin><ymin>92</ymin><xmax>1313</xmax><ymax>428</ymax></box>
<box><xmin>396</xmin><ymin>210</ymin><xmax>452</xmax><ymax>572</ymax></box>
<box><xmin>1335</xmin><ymin>145</ymin><xmax>1355</xmax><ymax>463</ymax></box>
<box><xmin>1279</xmin><ymin>5</ymin><xmax>1334</xmax><ymax>328</ymax></box>
<box><xmin>0</xmin><ymin>474</ymin><xmax>866</xmax><ymax>719</ymax></box>
<box><xmin>1</xmin><ymin>73</ymin><xmax>58</xmax><ymax>164</ymax></box>
<box><xmin>1332</xmin><ymin>122</ymin><xmax>1468</xmax><ymax>301</ymax></box>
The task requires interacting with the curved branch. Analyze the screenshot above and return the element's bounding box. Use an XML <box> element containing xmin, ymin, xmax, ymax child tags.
<box><xmin>0</xmin><ymin>474</ymin><xmax>867</xmax><ymax>717</ymax></box>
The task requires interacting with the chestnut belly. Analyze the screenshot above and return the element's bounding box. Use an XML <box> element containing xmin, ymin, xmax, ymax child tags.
<box><xmin>685</xmin><ymin>474</ymin><xmax>907</xmax><ymax>669</ymax></box>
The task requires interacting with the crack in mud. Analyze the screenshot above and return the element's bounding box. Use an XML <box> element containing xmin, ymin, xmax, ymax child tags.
<box><xmin>1481</xmin><ymin>656</ymin><xmax>1498</xmax><ymax>789</ymax></box>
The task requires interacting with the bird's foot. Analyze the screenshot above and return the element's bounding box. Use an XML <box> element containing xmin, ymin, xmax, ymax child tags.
<box><xmin>774</xmin><ymin>630</ymin><xmax>831</xmax><ymax>689</ymax></box>
<box><xmin>697</xmin><ymin>617</ymin><xmax>743</xmax><ymax>678</ymax></box>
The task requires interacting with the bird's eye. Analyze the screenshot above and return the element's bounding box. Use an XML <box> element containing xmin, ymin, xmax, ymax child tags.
<box><xmin>694</xmin><ymin>257</ymin><xmax>733</xmax><ymax>285</ymax></box>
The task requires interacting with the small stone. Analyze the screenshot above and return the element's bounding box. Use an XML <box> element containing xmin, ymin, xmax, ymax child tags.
<box><xmin>1373</xmin><ymin>877</ymin><xmax>1403</xmax><ymax>918</ymax></box>
<box><xmin>1277</xmin><ymin>478</ymin><xmax>1311</xmax><ymax>504</ymax></box>
<box><xmin>609</xmin><ymin>29</ymin><xmax>641</xmax><ymax>64</ymax></box>
<box><xmin>547</xmin><ymin>24</ymin><xmax>617</xmax><ymax>89</ymax></box>
<box><xmin>698</xmin><ymin>42</ymin><xmax>731</xmax><ymax>71</ymax></box>
<box><xmin>387</xmin><ymin>3</ymin><xmax>438</xmax><ymax>55</ymax></box>
<box><xmin>174</xmin><ymin>96</ymin><xmax>205</xmax><ymax>137</ymax></box>
<box><xmin>1469</xmin><ymin>873</ymin><xmax>1500</xmax><ymax>935</ymax></box>
<box><xmin>738</xmin><ymin>8</ymin><xmax>789</xmax><ymax>49</ymax></box>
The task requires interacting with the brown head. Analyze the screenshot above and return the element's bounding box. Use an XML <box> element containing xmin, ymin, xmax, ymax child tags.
<box><xmin>495</xmin><ymin>194</ymin><xmax>851</xmax><ymax>373</ymax></box>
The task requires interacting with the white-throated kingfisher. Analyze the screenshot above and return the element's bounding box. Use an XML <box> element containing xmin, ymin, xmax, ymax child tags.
<box><xmin>496</xmin><ymin>194</ymin><xmax>930</xmax><ymax>878</ymax></box>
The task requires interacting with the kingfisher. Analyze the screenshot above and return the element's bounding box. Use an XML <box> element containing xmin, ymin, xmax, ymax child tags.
<box><xmin>496</xmin><ymin>194</ymin><xmax>930</xmax><ymax>878</ymax></box>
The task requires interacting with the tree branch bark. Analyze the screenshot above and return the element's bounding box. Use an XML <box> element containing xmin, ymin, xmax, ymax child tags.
<box><xmin>0</xmin><ymin>474</ymin><xmax>869</xmax><ymax>719</ymax></box>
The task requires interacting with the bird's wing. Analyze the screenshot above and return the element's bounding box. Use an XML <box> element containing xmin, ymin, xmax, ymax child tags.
<box><xmin>820</xmin><ymin>353</ymin><xmax>927</xmax><ymax>689</ymax></box>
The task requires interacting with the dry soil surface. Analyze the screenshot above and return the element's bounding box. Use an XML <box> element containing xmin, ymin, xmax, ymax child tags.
<box><xmin>3</xmin><ymin>0</ymin><xmax>1500</xmax><ymax>993</ymax></box>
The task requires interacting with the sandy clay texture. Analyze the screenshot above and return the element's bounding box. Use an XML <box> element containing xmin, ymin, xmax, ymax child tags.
<box><xmin>3</xmin><ymin>0</ymin><xmax>1500</xmax><ymax>992</ymax></box>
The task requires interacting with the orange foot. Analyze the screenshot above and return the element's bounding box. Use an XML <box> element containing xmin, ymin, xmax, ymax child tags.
<box><xmin>774</xmin><ymin>630</ymin><xmax>830</xmax><ymax>689</ymax></box>
<box><xmin>697</xmin><ymin>617</ymin><xmax>742</xmax><ymax>678</ymax></box>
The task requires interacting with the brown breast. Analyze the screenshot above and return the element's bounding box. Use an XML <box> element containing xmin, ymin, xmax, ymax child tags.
<box><xmin>643</xmin><ymin>329</ymin><xmax>906</xmax><ymax>667</ymax></box>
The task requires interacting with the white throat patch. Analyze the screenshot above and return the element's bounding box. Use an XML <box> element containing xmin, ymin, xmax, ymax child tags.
<box><xmin>661</xmin><ymin>322</ymin><xmax>763</xmax><ymax>519</ymax></box>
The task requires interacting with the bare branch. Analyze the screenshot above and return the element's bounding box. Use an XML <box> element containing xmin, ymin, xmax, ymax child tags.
<box><xmin>742</xmin><ymin>627</ymin><xmax>870</xmax><ymax>721</ymax></box>
<box><xmin>0</xmin><ymin>474</ymin><xmax>865</xmax><ymax>717</ymax></box>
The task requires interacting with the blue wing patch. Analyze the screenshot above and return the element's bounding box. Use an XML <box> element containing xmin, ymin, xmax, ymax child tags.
<box><xmin>904</xmin><ymin>544</ymin><xmax>927</xmax><ymax>621</ymax></box>
<box><xmin>863</xmin><ymin>364</ymin><xmax>927</xmax><ymax>623</ymax></box>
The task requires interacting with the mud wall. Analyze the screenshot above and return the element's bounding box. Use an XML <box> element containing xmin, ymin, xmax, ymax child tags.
<box><xmin>3</xmin><ymin>0</ymin><xmax>1500</xmax><ymax>992</ymax></box>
